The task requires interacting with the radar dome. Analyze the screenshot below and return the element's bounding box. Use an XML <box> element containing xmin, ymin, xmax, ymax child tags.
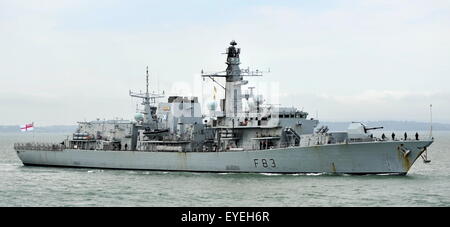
<box><xmin>134</xmin><ymin>113</ymin><xmax>144</xmax><ymax>122</ymax></box>
<box><xmin>207</xmin><ymin>101</ymin><xmax>217</xmax><ymax>111</ymax></box>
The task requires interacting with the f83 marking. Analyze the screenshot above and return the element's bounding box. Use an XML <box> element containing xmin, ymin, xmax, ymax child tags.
<box><xmin>254</xmin><ymin>159</ymin><xmax>276</xmax><ymax>168</ymax></box>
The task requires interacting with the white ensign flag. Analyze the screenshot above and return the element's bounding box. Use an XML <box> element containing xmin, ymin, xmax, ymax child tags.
<box><xmin>20</xmin><ymin>123</ymin><xmax>34</xmax><ymax>132</ymax></box>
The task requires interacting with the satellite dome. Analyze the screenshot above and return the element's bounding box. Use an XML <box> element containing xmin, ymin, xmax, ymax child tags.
<box><xmin>134</xmin><ymin>113</ymin><xmax>144</xmax><ymax>122</ymax></box>
<box><xmin>207</xmin><ymin>101</ymin><xmax>217</xmax><ymax>111</ymax></box>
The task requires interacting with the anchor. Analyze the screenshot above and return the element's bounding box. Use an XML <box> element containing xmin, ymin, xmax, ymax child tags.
<box><xmin>398</xmin><ymin>145</ymin><xmax>411</xmax><ymax>157</ymax></box>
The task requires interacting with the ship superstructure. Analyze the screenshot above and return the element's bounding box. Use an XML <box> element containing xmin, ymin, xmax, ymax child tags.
<box><xmin>200</xmin><ymin>41</ymin><xmax>318</xmax><ymax>152</ymax></box>
<box><xmin>14</xmin><ymin>41</ymin><xmax>434</xmax><ymax>175</ymax></box>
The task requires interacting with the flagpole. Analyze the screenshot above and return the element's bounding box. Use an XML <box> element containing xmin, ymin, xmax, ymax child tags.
<box><xmin>20</xmin><ymin>122</ymin><xmax>36</xmax><ymax>143</ymax></box>
<box><xmin>32</xmin><ymin>122</ymin><xmax>35</xmax><ymax>144</ymax></box>
<box><xmin>430</xmin><ymin>104</ymin><xmax>433</xmax><ymax>139</ymax></box>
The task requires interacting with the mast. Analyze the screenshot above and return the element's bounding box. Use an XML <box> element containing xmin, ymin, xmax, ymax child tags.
<box><xmin>146</xmin><ymin>66</ymin><xmax>149</xmax><ymax>95</ymax></box>
<box><xmin>129</xmin><ymin>67</ymin><xmax>165</xmax><ymax>125</ymax></box>
<box><xmin>430</xmin><ymin>104</ymin><xmax>433</xmax><ymax>138</ymax></box>
<box><xmin>422</xmin><ymin>104</ymin><xmax>433</xmax><ymax>163</ymax></box>
<box><xmin>201</xmin><ymin>40</ymin><xmax>263</xmax><ymax>126</ymax></box>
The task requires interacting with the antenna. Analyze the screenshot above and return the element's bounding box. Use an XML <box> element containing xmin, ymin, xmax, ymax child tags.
<box><xmin>146</xmin><ymin>66</ymin><xmax>149</xmax><ymax>95</ymax></box>
<box><xmin>421</xmin><ymin>104</ymin><xmax>433</xmax><ymax>163</ymax></box>
<box><xmin>430</xmin><ymin>104</ymin><xmax>433</xmax><ymax>138</ymax></box>
<box><xmin>129</xmin><ymin>67</ymin><xmax>165</xmax><ymax>124</ymax></box>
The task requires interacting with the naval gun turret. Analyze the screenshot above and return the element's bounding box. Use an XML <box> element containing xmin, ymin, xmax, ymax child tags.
<box><xmin>347</xmin><ymin>122</ymin><xmax>383</xmax><ymax>141</ymax></box>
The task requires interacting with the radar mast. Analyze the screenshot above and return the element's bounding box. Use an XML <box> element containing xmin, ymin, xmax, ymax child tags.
<box><xmin>129</xmin><ymin>67</ymin><xmax>165</xmax><ymax>125</ymax></box>
<box><xmin>201</xmin><ymin>40</ymin><xmax>265</xmax><ymax>126</ymax></box>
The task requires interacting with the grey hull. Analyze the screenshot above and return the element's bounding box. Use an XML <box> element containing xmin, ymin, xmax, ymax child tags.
<box><xmin>15</xmin><ymin>140</ymin><xmax>432</xmax><ymax>175</ymax></box>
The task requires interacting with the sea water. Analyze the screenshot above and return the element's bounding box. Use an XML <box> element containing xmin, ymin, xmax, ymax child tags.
<box><xmin>1</xmin><ymin>131</ymin><xmax>449</xmax><ymax>206</ymax></box>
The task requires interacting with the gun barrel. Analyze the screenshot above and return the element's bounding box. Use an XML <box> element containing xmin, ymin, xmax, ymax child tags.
<box><xmin>366</xmin><ymin>126</ymin><xmax>384</xmax><ymax>130</ymax></box>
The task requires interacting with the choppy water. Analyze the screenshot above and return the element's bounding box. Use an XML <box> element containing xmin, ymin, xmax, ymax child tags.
<box><xmin>1</xmin><ymin>131</ymin><xmax>449</xmax><ymax>207</ymax></box>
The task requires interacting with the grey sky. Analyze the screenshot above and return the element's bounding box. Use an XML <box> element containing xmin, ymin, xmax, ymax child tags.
<box><xmin>1</xmin><ymin>0</ymin><xmax>449</xmax><ymax>126</ymax></box>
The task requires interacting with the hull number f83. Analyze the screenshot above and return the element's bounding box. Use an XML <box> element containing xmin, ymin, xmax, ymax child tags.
<box><xmin>254</xmin><ymin>159</ymin><xmax>276</xmax><ymax>168</ymax></box>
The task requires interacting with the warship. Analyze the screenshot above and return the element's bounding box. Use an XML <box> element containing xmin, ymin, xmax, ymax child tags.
<box><xmin>14</xmin><ymin>41</ymin><xmax>433</xmax><ymax>175</ymax></box>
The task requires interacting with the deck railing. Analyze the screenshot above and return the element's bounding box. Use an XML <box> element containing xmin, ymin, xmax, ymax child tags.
<box><xmin>14</xmin><ymin>143</ymin><xmax>65</xmax><ymax>151</ymax></box>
